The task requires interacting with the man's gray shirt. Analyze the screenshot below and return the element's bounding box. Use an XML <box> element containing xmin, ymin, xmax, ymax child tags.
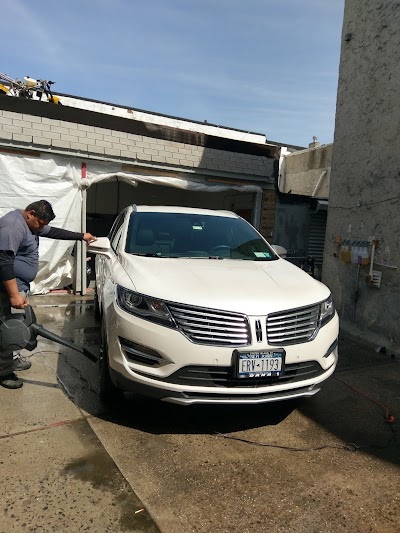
<box><xmin>0</xmin><ymin>210</ymin><xmax>83</xmax><ymax>291</ymax></box>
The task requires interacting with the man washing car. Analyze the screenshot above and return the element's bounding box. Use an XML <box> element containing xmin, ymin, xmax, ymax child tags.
<box><xmin>0</xmin><ymin>199</ymin><xmax>96</xmax><ymax>389</ymax></box>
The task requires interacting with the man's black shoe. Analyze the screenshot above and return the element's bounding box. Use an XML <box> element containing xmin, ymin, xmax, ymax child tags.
<box><xmin>0</xmin><ymin>373</ymin><xmax>23</xmax><ymax>389</ymax></box>
<box><xmin>13</xmin><ymin>358</ymin><xmax>32</xmax><ymax>371</ymax></box>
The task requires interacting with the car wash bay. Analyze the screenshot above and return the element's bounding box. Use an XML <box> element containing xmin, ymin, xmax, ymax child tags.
<box><xmin>1</xmin><ymin>293</ymin><xmax>399</xmax><ymax>532</ymax></box>
<box><xmin>86</xmin><ymin>178</ymin><xmax>257</xmax><ymax>238</ymax></box>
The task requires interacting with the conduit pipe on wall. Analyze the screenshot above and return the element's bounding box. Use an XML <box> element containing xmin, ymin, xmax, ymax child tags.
<box><xmin>312</xmin><ymin>170</ymin><xmax>327</xmax><ymax>197</ymax></box>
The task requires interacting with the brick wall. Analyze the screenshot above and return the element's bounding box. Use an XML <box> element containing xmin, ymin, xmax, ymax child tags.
<box><xmin>0</xmin><ymin>109</ymin><xmax>273</xmax><ymax>180</ymax></box>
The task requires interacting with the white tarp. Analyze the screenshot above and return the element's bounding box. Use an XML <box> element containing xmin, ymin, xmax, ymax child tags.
<box><xmin>0</xmin><ymin>152</ymin><xmax>262</xmax><ymax>294</ymax></box>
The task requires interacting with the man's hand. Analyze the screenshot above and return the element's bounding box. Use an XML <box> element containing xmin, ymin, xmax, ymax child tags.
<box><xmin>10</xmin><ymin>293</ymin><xmax>29</xmax><ymax>309</ymax></box>
<box><xmin>83</xmin><ymin>233</ymin><xmax>97</xmax><ymax>244</ymax></box>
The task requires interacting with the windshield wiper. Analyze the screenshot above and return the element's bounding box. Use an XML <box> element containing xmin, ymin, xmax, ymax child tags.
<box><xmin>133</xmin><ymin>252</ymin><xmax>163</xmax><ymax>257</ymax></box>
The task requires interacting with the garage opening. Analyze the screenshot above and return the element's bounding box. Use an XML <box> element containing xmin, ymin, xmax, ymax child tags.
<box><xmin>86</xmin><ymin>179</ymin><xmax>256</xmax><ymax>239</ymax></box>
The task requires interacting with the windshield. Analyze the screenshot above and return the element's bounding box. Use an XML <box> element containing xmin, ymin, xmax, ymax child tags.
<box><xmin>125</xmin><ymin>212</ymin><xmax>277</xmax><ymax>261</ymax></box>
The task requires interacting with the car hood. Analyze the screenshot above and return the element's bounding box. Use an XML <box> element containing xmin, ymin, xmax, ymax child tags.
<box><xmin>119</xmin><ymin>254</ymin><xmax>330</xmax><ymax>315</ymax></box>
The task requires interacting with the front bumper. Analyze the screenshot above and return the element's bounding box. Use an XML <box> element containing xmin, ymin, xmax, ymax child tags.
<box><xmin>105</xmin><ymin>303</ymin><xmax>339</xmax><ymax>404</ymax></box>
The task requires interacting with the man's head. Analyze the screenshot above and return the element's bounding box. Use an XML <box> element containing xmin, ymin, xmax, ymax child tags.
<box><xmin>23</xmin><ymin>200</ymin><xmax>55</xmax><ymax>232</ymax></box>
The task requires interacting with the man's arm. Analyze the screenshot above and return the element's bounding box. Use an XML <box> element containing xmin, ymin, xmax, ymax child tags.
<box><xmin>0</xmin><ymin>250</ymin><xmax>28</xmax><ymax>308</ymax></box>
<box><xmin>39</xmin><ymin>227</ymin><xmax>96</xmax><ymax>243</ymax></box>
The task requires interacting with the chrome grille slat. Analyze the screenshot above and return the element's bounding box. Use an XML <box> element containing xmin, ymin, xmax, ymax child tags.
<box><xmin>267</xmin><ymin>308</ymin><xmax>319</xmax><ymax>322</ymax></box>
<box><xmin>176</xmin><ymin>318</ymin><xmax>248</xmax><ymax>331</ymax></box>
<box><xmin>267</xmin><ymin>304</ymin><xmax>320</xmax><ymax>345</ymax></box>
<box><xmin>168</xmin><ymin>302</ymin><xmax>250</xmax><ymax>346</ymax></box>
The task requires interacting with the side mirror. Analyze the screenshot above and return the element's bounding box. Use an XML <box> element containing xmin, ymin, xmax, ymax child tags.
<box><xmin>88</xmin><ymin>237</ymin><xmax>111</xmax><ymax>256</ymax></box>
<box><xmin>271</xmin><ymin>245</ymin><xmax>287</xmax><ymax>259</ymax></box>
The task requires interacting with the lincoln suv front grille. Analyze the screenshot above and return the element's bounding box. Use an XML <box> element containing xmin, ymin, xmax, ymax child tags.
<box><xmin>167</xmin><ymin>303</ymin><xmax>251</xmax><ymax>346</ymax></box>
<box><xmin>266</xmin><ymin>304</ymin><xmax>320</xmax><ymax>345</ymax></box>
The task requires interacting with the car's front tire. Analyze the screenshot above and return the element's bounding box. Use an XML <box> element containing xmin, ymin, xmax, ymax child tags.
<box><xmin>93</xmin><ymin>285</ymin><xmax>101</xmax><ymax>322</ymax></box>
<box><xmin>98</xmin><ymin>318</ymin><xmax>119</xmax><ymax>402</ymax></box>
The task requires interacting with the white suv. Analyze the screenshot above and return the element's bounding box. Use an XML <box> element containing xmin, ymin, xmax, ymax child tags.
<box><xmin>90</xmin><ymin>205</ymin><xmax>338</xmax><ymax>405</ymax></box>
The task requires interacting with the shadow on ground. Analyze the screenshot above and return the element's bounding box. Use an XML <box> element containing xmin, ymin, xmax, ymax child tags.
<box><xmin>54</xmin><ymin>299</ymin><xmax>399</xmax><ymax>466</ymax></box>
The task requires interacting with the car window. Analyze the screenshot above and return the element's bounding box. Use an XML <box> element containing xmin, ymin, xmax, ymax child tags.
<box><xmin>111</xmin><ymin>224</ymin><xmax>124</xmax><ymax>253</ymax></box>
<box><xmin>125</xmin><ymin>212</ymin><xmax>277</xmax><ymax>261</ymax></box>
<box><xmin>108</xmin><ymin>211</ymin><xmax>125</xmax><ymax>243</ymax></box>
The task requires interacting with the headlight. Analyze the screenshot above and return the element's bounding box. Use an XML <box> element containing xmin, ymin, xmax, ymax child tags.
<box><xmin>320</xmin><ymin>295</ymin><xmax>335</xmax><ymax>326</ymax></box>
<box><xmin>116</xmin><ymin>286</ymin><xmax>175</xmax><ymax>328</ymax></box>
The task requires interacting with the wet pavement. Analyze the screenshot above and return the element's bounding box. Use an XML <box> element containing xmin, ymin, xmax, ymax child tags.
<box><xmin>1</xmin><ymin>292</ymin><xmax>400</xmax><ymax>532</ymax></box>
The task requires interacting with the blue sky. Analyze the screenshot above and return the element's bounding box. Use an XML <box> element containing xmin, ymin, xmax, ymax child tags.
<box><xmin>2</xmin><ymin>0</ymin><xmax>344</xmax><ymax>147</ymax></box>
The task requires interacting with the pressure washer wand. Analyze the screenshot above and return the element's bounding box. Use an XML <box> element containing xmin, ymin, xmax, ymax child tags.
<box><xmin>30</xmin><ymin>322</ymin><xmax>98</xmax><ymax>362</ymax></box>
<box><xmin>0</xmin><ymin>305</ymin><xmax>97</xmax><ymax>363</ymax></box>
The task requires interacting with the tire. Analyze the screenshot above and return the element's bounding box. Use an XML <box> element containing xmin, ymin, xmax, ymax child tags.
<box><xmin>98</xmin><ymin>318</ymin><xmax>118</xmax><ymax>402</ymax></box>
<box><xmin>93</xmin><ymin>286</ymin><xmax>101</xmax><ymax>322</ymax></box>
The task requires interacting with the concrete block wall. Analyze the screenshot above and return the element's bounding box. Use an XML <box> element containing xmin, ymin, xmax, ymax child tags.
<box><xmin>259</xmin><ymin>190</ymin><xmax>277</xmax><ymax>240</ymax></box>
<box><xmin>0</xmin><ymin>109</ymin><xmax>271</xmax><ymax>178</ymax></box>
<box><xmin>323</xmin><ymin>0</ymin><xmax>400</xmax><ymax>343</ymax></box>
<box><xmin>283</xmin><ymin>144</ymin><xmax>332</xmax><ymax>198</ymax></box>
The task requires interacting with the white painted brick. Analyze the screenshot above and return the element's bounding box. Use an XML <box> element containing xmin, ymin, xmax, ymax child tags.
<box><xmin>185</xmin><ymin>154</ymin><xmax>201</xmax><ymax>162</ymax></box>
<box><xmin>127</xmin><ymin>134</ymin><xmax>143</xmax><ymax>143</ymax></box>
<box><xmin>33</xmin><ymin>136</ymin><xmax>51</xmax><ymax>146</ymax></box>
<box><xmin>95</xmin><ymin>127</ymin><xmax>111</xmax><ymax>135</ymax></box>
<box><xmin>13</xmin><ymin>119</ymin><xmax>28</xmax><ymax>128</ymax></box>
<box><xmin>134</xmin><ymin>141</ymin><xmax>151</xmax><ymax>149</ymax></box>
<box><xmin>78</xmin><ymin>124</ymin><xmax>95</xmax><ymax>133</ymax></box>
<box><xmin>120</xmin><ymin>149</ymin><xmax>137</xmax><ymax>158</ymax></box>
<box><xmin>62</xmin><ymin>134</ymin><xmax>80</xmax><ymax>143</ymax></box>
<box><xmin>42</xmin><ymin>117</ymin><xmax>61</xmax><ymax>126</ymax></box>
<box><xmin>47</xmin><ymin>132</ymin><xmax>61</xmax><ymax>140</ymax></box>
<box><xmin>0</xmin><ymin>131</ymin><xmax>12</xmax><ymax>140</ymax></box>
<box><xmin>71</xmin><ymin>142</ymin><xmax>88</xmax><ymax>152</ymax></box>
<box><xmin>13</xmin><ymin>133</ymin><xmax>33</xmax><ymax>143</ymax></box>
<box><xmin>3</xmin><ymin>111</ymin><xmax>21</xmax><ymax>120</ymax></box>
<box><xmin>0</xmin><ymin>117</ymin><xmax>12</xmax><ymax>126</ymax></box>
<box><xmin>86</xmin><ymin>131</ymin><xmax>103</xmax><ymax>140</ymax></box>
<box><xmin>102</xmin><ymin>134</ymin><xmax>115</xmax><ymax>143</ymax></box>
<box><xmin>23</xmin><ymin>114</ymin><xmax>41</xmax><ymax>124</ymax></box>
<box><xmin>106</xmin><ymin>148</ymin><xmax>121</xmax><ymax>157</ymax></box>
<box><xmin>2</xmin><ymin>125</ymin><xmax>22</xmax><ymax>134</ymax></box>
<box><xmin>52</xmin><ymin>139</ymin><xmax>71</xmax><ymax>149</ymax></box>
<box><xmin>143</xmin><ymin>149</ymin><xmax>159</xmax><ymax>156</ymax></box>
<box><xmin>23</xmin><ymin>127</ymin><xmax>38</xmax><ymax>136</ymax></box>
<box><xmin>85</xmin><ymin>137</ymin><xmax>98</xmax><ymax>147</ymax></box>
<box><xmin>88</xmin><ymin>145</ymin><xmax>105</xmax><ymax>155</ymax></box>
<box><xmin>62</xmin><ymin>121</ymin><xmax>78</xmax><ymax>130</ymax></box>
<box><xmin>96</xmin><ymin>140</ymin><xmax>113</xmax><ymax>148</ymax></box>
<box><xmin>137</xmin><ymin>152</ymin><xmax>152</xmax><ymax>161</ymax></box>
<box><xmin>178</xmin><ymin>147</ymin><xmax>192</xmax><ymax>155</ymax></box>
<box><xmin>32</xmin><ymin>122</ymin><xmax>51</xmax><ymax>132</ymax></box>
<box><xmin>111</xmin><ymin>130</ymin><xmax>127</xmax><ymax>138</ymax></box>
<box><xmin>154</xmin><ymin>155</ymin><xmax>168</xmax><ymax>163</ymax></box>
<box><xmin>164</xmin><ymin>145</ymin><xmax>179</xmax><ymax>153</ymax></box>
<box><xmin>178</xmin><ymin>159</ymin><xmax>194</xmax><ymax>167</ymax></box>
<box><xmin>112</xmin><ymin>141</ymin><xmax>128</xmax><ymax>150</ymax></box>
<box><xmin>70</xmin><ymin>128</ymin><xmax>84</xmax><ymax>137</ymax></box>
<box><xmin>52</xmin><ymin>126</ymin><xmax>70</xmax><ymax>135</ymax></box>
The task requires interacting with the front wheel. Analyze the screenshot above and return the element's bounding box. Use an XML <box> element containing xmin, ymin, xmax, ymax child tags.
<box><xmin>93</xmin><ymin>285</ymin><xmax>101</xmax><ymax>321</ymax></box>
<box><xmin>98</xmin><ymin>319</ymin><xmax>119</xmax><ymax>402</ymax></box>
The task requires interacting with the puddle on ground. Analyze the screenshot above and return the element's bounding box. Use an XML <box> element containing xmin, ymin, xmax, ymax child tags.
<box><xmin>62</xmin><ymin>451</ymin><xmax>159</xmax><ymax>532</ymax></box>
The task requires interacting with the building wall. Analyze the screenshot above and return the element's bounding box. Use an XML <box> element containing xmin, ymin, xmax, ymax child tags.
<box><xmin>323</xmin><ymin>0</ymin><xmax>400</xmax><ymax>343</ymax></box>
<box><xmin>259</xmin><ymin>190</ymin><xmax>277</xmax><ymax>240</ymax></box>
<box><xmin>281</xmin><ymin>144</ymin><xmax>332</xmax><ymax>198</ymax></box>
<box><xmin>0</xmin><ymin>97</ymin><xmax>279</xmax><ymax>241</ymax></box>
<box><xmin>0</xmin><ymin>109</ymin><xmax>271</xmax><ymax>178</ymax></box>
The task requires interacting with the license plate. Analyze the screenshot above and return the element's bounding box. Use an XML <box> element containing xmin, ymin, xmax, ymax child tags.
<box><xmin>235</xmin><ymin>350</ymin><xmax>284</xmax><ymax>378</ymax></box>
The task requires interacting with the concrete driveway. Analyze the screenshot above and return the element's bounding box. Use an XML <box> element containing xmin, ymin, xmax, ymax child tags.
<box><xmin>1</xmin><ymin>293</ymin><xmax>399</xmax><ymax>532</ymax></box>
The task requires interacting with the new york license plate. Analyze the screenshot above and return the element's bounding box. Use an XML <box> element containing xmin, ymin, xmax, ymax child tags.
<box><xmin>236</xmin><ymin>350</ymin><xmax>284</xmax><ymax>378</ymax></box>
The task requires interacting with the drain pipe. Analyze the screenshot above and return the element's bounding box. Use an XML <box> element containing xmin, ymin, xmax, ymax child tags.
<box><xmin>312</xmin><ymin>170</ymin><xmax>327</xmax><ymax>197</ymax></box>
